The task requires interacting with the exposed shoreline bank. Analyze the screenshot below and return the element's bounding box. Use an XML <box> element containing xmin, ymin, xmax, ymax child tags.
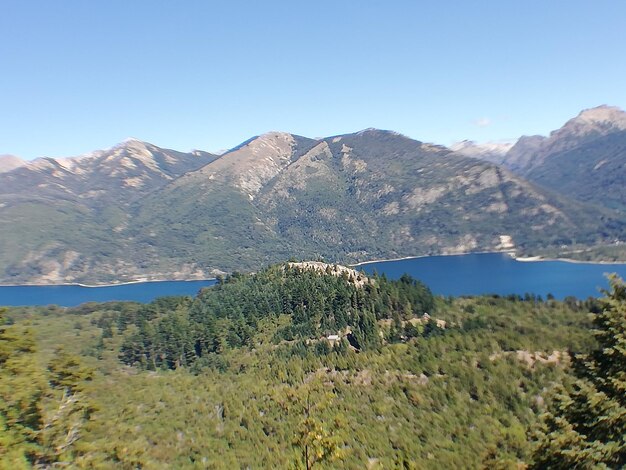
<box><xmin>350</xmin><ymin>250</ymin><xmax>514</xmax><ymax>267</ymax></box>
<box><xmin>351</xmin><ymin>250</ymin><xmax>626</xmax><ymax>268</ymax></box>
<box><xmin>512</xmin><ymin>255</ymin><xmax>626</xmax><ymax>265</ymax></box>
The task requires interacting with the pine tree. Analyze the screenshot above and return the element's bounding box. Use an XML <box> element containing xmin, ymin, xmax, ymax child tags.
<box><xmin>0</xmin><ymin>312</ymin><xmax>96</xmax><ymax>467</ymax></box>
<box><xmin>291</xmin><ymin>381</ymin><xmax>346</xmax><ymax>469</ymax></box>
<box><xmin>529</xmin><ymin>275</ymin><xmax>626</xmax><ymax>469</ymax></box>
<box><xmin>38</xmin><ymin>349</ymin><xmax>96</xmax><ymax>465</ymax></box>
<box><xmin>0</xmin><ymin>308</ymin><xmax>47</xmax><ymax>468</ymax></box>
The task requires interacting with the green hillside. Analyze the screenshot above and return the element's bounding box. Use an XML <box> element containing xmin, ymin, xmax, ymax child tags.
<box><xmin>131</xmin><ymin>130</ymin><xmax>626</xmax><ymax>280</ymax></box>
<box><xmin>3</xmin><ymin>264</ymin><xmax>623</xmax><ymax>468</ymax></box>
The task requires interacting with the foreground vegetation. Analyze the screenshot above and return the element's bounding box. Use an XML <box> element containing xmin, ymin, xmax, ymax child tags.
<box><xmin>1</xmin><ymin>263</ymin><xmax>624</xmax><ymax>468</ymax></box>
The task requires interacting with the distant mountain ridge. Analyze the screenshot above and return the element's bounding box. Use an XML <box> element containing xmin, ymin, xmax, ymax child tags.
<box><xmin>461</xmin><ymin>105</ymin><xmax>626</xmax><ymax>213</ymax></box>
<box><xmin>525</xmin><ymin>130</ymin><xmax>626</xmax><ymax>211</ymax></box>
<box><xmin>0</xmin><ymin>139</ymin><xmax>218</xmax><ymax>207</ymax></box>
<box><xmin>450</xmin><ymin>140</ymin><xmax>514</xmax><ymax>165</ymax></box>
<box><xmin>500</xmin><ymin>105</ymin><xmax>626</xmax><ymax>174</ymax></box>
<box><xmin>1</xmin><ymin>119</ymin><xmax>625</xmax><ymax>284</ymax></box>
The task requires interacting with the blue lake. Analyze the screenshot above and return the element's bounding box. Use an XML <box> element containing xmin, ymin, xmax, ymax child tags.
<box><xmin>1</xmin><ymin>253</ymin><xmax>626</xmax><ymax>307</ymax></box>
<box><xmin>0</xmin><ymin>280</ymin><xmax>216</xmax><ymax>307</ymax></box>
<box><xmin>357</xmin><ymin>253</ymin><xmax>626</xmax><ymax>300</ymax></box>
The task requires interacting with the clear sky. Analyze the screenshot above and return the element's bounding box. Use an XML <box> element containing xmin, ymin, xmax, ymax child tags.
<box><xmin>2</xmin><ymin>0</ymin><xmax>626</xmax><ymax>159</ymax></box>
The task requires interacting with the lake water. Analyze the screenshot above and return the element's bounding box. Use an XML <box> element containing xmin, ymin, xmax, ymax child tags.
<box><xmin>357</xmin><ymin>253</ymin><xmax>626</xmax><ymax>300</ymax></box>
<box><xmin>1</xmin><ymin>253</ymin><xmax>626</xmax><ymax>307</ymax></box>
<box><xmin>0</xmin><ymin>280</ymin><xmax>216</xmax><ymax>307</ymax></box>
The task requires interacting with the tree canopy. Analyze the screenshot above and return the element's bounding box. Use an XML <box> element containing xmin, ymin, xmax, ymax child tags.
<box><xmin>530</xmin><ymin>275</ymin><xmax>626</xmax><ymax>469</ymax></box>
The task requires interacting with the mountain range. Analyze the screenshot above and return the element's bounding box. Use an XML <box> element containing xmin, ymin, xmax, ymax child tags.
<box><xmin>454</xmin><ymin>105</ymin><xmax>626</xmax><ymax>212</ymax></box>
<box><xmin>1</xmin><ymin>106</ymin><xmax>626</xmax><ymax>284</ymax></box>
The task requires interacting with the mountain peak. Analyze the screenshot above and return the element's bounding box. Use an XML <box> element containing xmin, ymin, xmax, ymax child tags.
<box><xmin>223</xmin><ymin>132</ymin><xmax>295</xmax><ymax>154</ymax></box>
<box><xmin>450</xmin><ymin>140</ymin><xmax>514</xmax><ymax>165</ymax></box>
<box><xmin>497</xmin><ymin>105</ymin><xmax>626</xmax><ymax>174</ymax></box>
<box><xmin>242</xmin><ymin>132</ymin><xmax>296</xmax><ymax>154</ymax></box>
<box><xmin>573</xmin><ymin>104</ymin><xmax>626</xmax><ymax>126</ymax></box>
<box><xmin>355</xmin><ymin>128</ymin><xmax>404</xmax><ymax>137</ymax></box>
<box><xmin>114</xmin><ymin>137</ymin><xmax>152</xmax><ymax>151</ymax></box>
<box><xmin>0</xmin><ymin>154</ymin><xmax>24</xmax><ymax>173</ymax></box>
<box><xmin>556</xmin><ymin>104</ymin><xmax>626</xmax><ymax>137</ymax></box>
<box><xmin>257</xmin><ymin>131</ymin><xmax>293</xmax><ymax>139</ymax></box>
<box><xmin>122</xmin><ymin>136</ymin><xmax>143</xmax><ymax>143</ymax></box>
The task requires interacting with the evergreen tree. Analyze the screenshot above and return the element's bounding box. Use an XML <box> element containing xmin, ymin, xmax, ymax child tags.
<box><xmin>38</xmin><ymin>350</ymin><xmax>96</xmax><ymax>465</ymax></box>
<box><xmin>0</xmin><ymin>311</ymin><xmax>95</xmax><ymax>468</ymax></box>
<box><xmin>0</xmin><ymin>308</ymin><xmax>47</xmax><ymax>468</ymax></box>
<box><xmin>291</xmin><ymin>381</ymin><xmax>346</xmax><ymax>469</ymax></box>
<box><xmin>390</xmin><ymin>310</ymin><xmax>403</xmax><ymax>343</ymax></box>
<box><xmin>529</xmin><ymin>275</ymin><xmax>626</xmax><ymax>469</ymax></box>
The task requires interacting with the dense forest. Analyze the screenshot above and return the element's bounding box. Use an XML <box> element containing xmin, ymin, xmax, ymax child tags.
<box><xmin>1</xmin><ymin>263</ymin><xmax>624</xmax><ymax>468</ymax></box>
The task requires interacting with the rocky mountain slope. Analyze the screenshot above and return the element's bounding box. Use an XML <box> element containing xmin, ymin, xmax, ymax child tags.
<box><xmin>500</xmin><ymin>105</ymin><xmax>626</xmax><ymax>175</ymax></box>
<box><xmin>525</xmin><ymin>130</ymin><xmax>626</xmax><ymax>211</ymax></box>
<box><xmin>464</xmin><ymin>105</ymin><xmax>626</xmax><ymax>213</ymax></box>
<box><xmin>0</xmin><ymin>141</ymin><xmax>217</xmax><ymax>283</ymax></box>
<box><xmin>1</xmin><ymin>128</ymin><xmax>624</xmax><ymax>284</ymax></box>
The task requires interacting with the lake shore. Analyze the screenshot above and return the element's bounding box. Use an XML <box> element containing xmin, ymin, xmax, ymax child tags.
<box><xmin>3</xmin><ymin>253</ymin><xmax>626</xmax><ymax>305</ymax></box>
<box><xmin>351</xmin><ymin>250</ymin><xmax>519</xmax><ymax>268</ymax></box>
<box><xmin>351</xmin><ymin>250</ymin><xmax>626</xmax><ymax>268</ymax></box>
<box><xmin>0</xmin><ymin>278</ymin><xmax>217</xmax><ymax>288</ymax></box>
<box><xmin>3</xmin><ymin>250</ymin><xmax>626</xmax><ymax>287</ymax></box>
<box><xmin>514</xmin><ymin>255</ymin><xmax>626</xmax><ymax>265</ymax></box>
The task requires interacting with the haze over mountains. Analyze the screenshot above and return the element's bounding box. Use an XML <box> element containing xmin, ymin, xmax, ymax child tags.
<box><xmin>1</xmin><ymin>106</ymin><xmax>625</xmax><ymax>284</ymax></box>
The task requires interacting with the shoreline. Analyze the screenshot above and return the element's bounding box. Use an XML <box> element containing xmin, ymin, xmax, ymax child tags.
<box><xmin>0</xmin><ymin>277</ymin><xmax>217</xmax><ymax>289</ymax></box>
<box><xmin>350</xmin><ymin>250</ymin><xmax>513</xmax><ymax>267</ymax></box>
<box><xmin>3</xmin><ymin>250</ymin><xmax>626</xmax><ymax>288</ymax></box>
<box><xmin>351</xmin><ymin>250</ymin><xmax>626</xmax><ymax>268</ymax></box>
<box><xmin>513</xmin><ymin>255</ymin><xmax>626</xmax><ymax>266</ymax></box>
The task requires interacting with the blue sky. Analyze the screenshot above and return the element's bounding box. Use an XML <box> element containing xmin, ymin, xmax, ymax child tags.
<box><xmin>2</xmin><ymin>0</ymin><xmax>625</xmax><ymax>159</ymax></box>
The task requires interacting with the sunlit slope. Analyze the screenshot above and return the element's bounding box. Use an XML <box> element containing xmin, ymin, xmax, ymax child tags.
<box><xmin>131</xmin><ymin>130</ymin><xmax>624</xmax><ymax>276</ymax></box>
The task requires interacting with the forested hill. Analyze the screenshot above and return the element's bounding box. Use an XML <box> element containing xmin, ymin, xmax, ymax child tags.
<box><xmin>3</xmin><ymin>264</ymin><xmax>625</xmax><ymax>468</ymax></box>
<box><xmin>118</xmin><ymin>262</ymin><xmax>435</xmax><ymax>369</ymax></box>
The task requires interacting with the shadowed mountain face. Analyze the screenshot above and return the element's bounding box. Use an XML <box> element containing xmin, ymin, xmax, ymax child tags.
<box><xmin>500</xmin><ymin>105</ymin><xmax>626</xmax><ymax>174</ymax></box>
<box><xmin>476</xmin><ymin>105</ymin><xmax>626</xmax><ymax>212</ymax></box>
<box><xmin>525</xmin><ymin>130</ymin><xmax>626</xmax><ymax>211</ymax></box>
<box><xmin>1</xmin><ymin>128</ymin><xmax>624</xmax><ymax>284</ymax></box>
